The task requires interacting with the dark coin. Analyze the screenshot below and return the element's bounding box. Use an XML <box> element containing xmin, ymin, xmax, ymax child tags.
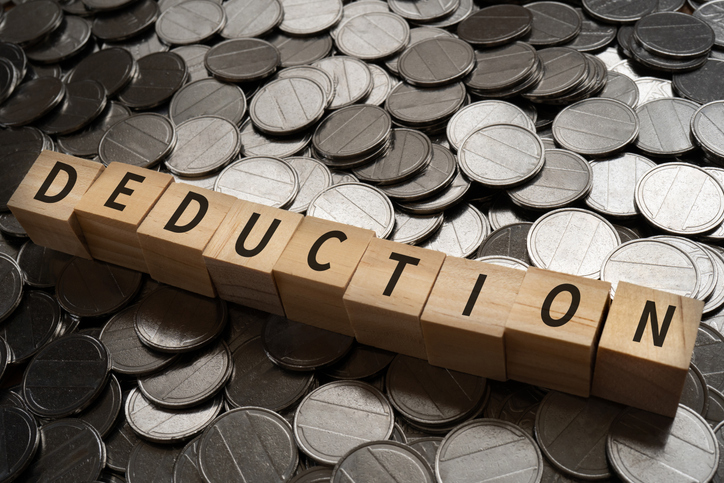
<box><xmin>23</xmin><ymin>334</ymin><xmax>111</xmax><ymax>418</ymax></box>
<box><xmin>205</xmin><ymin>38</ymin><xmax>280</xmax><ymax>83</ymax></box>
<box><xmin>331</xmin><ymin>441</ymin><xmax>435</xmax><ymax>483</ymax></box>
<box><xmin>313</xmin><ymin>105</ymin><xmax>391</xmax><ymax>161</ymax></box>
<box><xmin>582</xmin><ymin>0</ymin><xmax>657</xmax><ymax>24</ymax></box>
<box><xmin>224</xmin><ymin>336</ymin><xmax>314</xmax><ymax>412</ymax></box>
<box><xmin>98</xmin><ymin>113</ymin><xmax>177</xmax><ymax>168</ymax></box>
<box><xmin>354</xmin><ymin>129</ymin><xmax>432</xmax><ymax>185</ymax></box>
<box><xmin>598</xmin><ymin>71</ymin><xmax>639</xmax><ymax>107</ymax></box>
<box><xmin>457</xmin><ymin>5</ymin><xmax>532</xmax><ymax>47</ymax></box>
<box><xmin>174</xmin><ymin>437</ymin><xmax>204</xmax><ymax>483</ymax></box>
<box><xmin>0</xmin><ymin>406</ymin><xmax>39</xmax><ymax>482</ymax></box>
<box><xmin>92</xmin><ymin>0</ymin><xmax>160</xmax><ymax>42</ymax></box>
<box><xmin>266</xmin><ymin>31</ymin><xmax>333</xmax><ymax>68</ymax></box>
<box><xmin>323</xmin><ymin>343</ymin><xmax>395</xmax><ymax>380</ymax></box>
<box><xmin>0</xmin><ymin>337</ymin><xmax>7</xmax><ymax>380</ymax></box>
<box><xmin>224</xmin><ymin>303</ymin><xmax>267</xmax><ymax>353</ymax></box>
<box><xmin>56</xmin><ymin>101</ymin><xmax>132</xmax><ymax>158</ymax></box>
<box><xmin>381</xmin><ymin>143</ymin><xmax>457</xmax><ymax>202</ymax></box>
<box><xmin>464</xmin><ymin>42</ymin><xmax>539</xmax><ymax>94</ymax></box>
<box><xmin>0</xmin><ymin>252</ymin><xmax>23</xmax><ymax>322</ymax></box>
<box><xmin>0</xmin><ymin>59</ymin><xmax>19</xmax><ymax>107</ymax></box>
<box><xmin>134</xmin><ymin>286</ymin><xmax>227</xmax><ymax>353</ymax></box>
<box><xmin>105</xmin><ymin>418</ymin><xmax>141</xmax><ymax>473</ymax></box>
<box><xmin>78</xmin><ymin>374</ymin><xmax>122</xmax><ymax>438</ymax></box>
<box><xmin>291</xmin><ymin>467</ymin><xmax>333</xmax><ymax>483</ymax></box>
<box><xmin>16</xmin><ymin>240</ymin><xmax>73</xmax><ymax>288</ymax></box>
<box><xmin>0</xmin><ymin>77</ymin><xmax>66</xmax><ymax>127</ymax></box>
<box><xmin>524</xmin><ymin>2</ymin><xmax>582</xmax><ymax>47</ymax></box>
<box><xmin>127</xmin><ymin>441</ymin><xmax>184</xmax><ymax>483</ymax></box>
<box><xmin>57</xmin><ymin>257</ymin><xmax>141</xmax><ymax>317</ymax></box>
<box><xmin>262</xmin><ymin>314</ymin><xmax>354</xmax><ymax>371</ymax></box>
<box><xmin>565</xmin><ymin>8</ymin><xmax>617</xmax><ymax>52</ymax></box>
<box><xmin>0</xmin><ymin>0</ymin><xmax>63</xmax><ymax>47</ymax></box>
<box><xmin>171</xmin><ymin>44</ymin><xmax>210</xmax><ymax>83</ymax></box>
<box><xmin>674</xmin><ymin>59</ymin><xmax>724</xmax><ymax>104</ymax></box>
<box><xmin>635</xmin><ymin>12</ymin><xmax>714</xmax><ymax>59</ymax></box>
<box><xmin>630</xmin><ymin>35</ymin><xmax>709</xmax><ymax>73</ymax></box>
<box><xmin>396</xmin><ymin>169</ymin><xmax>470</xmax><ymax>215</ymax></box>
<box><xmin>83</xmin><ymin>0</ymin><xmax>137</xmax><ymax>12</ymax></box>
<box><xmin>0</xmin><ymin>290</ymin><xmax>60</xmax><ymax>364</ymax></box>
<box><xmin>36</xmin><ymin>79</ymin><xmax>107</xmax><ymax>136</ymax></box>
<box><xmin>25</xmin><ymin>16</ymin><xmax>93</xmax><ymax>64</ymax></box>
<box><xmin>398</xmin><ymin>37</ymin><xmax>475</xmax><ymax>87</ymax></box>
<box><xmin>198</xmin><ymin>407</ymin><xmax>298</xmax><ymax>483</ymax></box>
<box><xmin>693</xmin><ymin>324</ymin><xmax>724</xmax><ymax>394</ymax></box>
<box><xmin>66</xmin><ymin>47</ymin><xmax>138</xmax><ymax>96</ymax></box>
<box><xmin>169</xmin><ymin>78</ymin><xmax>247</xmax><ymax>126</ymax></box>
<box><xmin>386</xmin><ymin>82</ymin><xmax>467</xmax><ymax>128</ymax></box>
<box><xmin>0</xmin><ymin>42</ymin><xmax>27</xmax><ymax>79</ymax></box>
<box><xmin>116</xmin><ymin>52</ymin><xmax>187</xmax><ymax>110</ymax></box>
<box><xmin>0</xmin><ymin>213</ymin><xmax>27</xmax><ymax>239</ymax></box>
<box><xmin>477</xmin><ymin>222</ymin><xmax>532</xmax><ymax>264</ymax></box>
<box><xmin>523</xmin><ymin>47</ymin><xmax>587</xmax><ymax>100</ymax></box>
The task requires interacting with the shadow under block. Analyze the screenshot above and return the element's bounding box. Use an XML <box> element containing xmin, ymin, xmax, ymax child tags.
<box><xmin>591</xmin><ymin>281</ymin><xmax>704</xmax><ymax>417</ymax></box>
<box><xmin>420</xmin><ymin>257</ymin><xmax>526</xmax><ymax>381</ymax></box>
<box><xmin>343</xmin><ymin>238</ymin><xmax>446</xmax><ymax>359</ymax></box>
<box><xmin>272</xmin><ymin>216</ymin><xmax>375</xmax><ymax>336</ymax></box>
<box><xmin>136</xmin><ymin>183</ymin><xmax>236</xmax><ymax>297</ymax></box>
<box><xmin>73</xmin><ymin>162</ymin><xmax>173</xmax><ymax>273</ymax></box>
<box><xmin>505</xmin><ymin>268</ymin><xmax>611</xmax><ymax>397</ymax></box>
<box><xmin>203</xmin><ymin>200</ymin><xmax>303</xmax><ymax>314</ymax></box>
<box><xmin>7</xmin><ymin>151</ymin><xmax>104</xmax><ymax>259</ymax></box>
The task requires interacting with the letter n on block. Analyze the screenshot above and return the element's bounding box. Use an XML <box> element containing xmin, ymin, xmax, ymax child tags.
<box><xmin>591</xmin><ymin>281</ymin><xmax>703</xmax><ymax>417</ymax></box>
<box><xmin>343</xmin><ymin>238</ymin><xmax>446</xmax><ymax>359</ymax></box>
<box><xmin>420</xmin><ymin>257</ymin><xmax>526</xmax><ymax>381</ymax></box>
<box><xmin>7</xmin><ymin>151</ymin><xmax>104</xmax><ymax>258</ymax></box>
<box><xmin>505</xmin><ymin>267</ymin><xmax>611</xmax><ymax>397</ymax></box>
<box><xmin>74</xmin><ymin>162</ymin><xmax>173</xmax><ymax>272</ymax></box>
<box><xmin>203</xmin><ymin>200</ymin><xmax>303</xmax><ymax>315</ymax></box>
<box><xmin>136</xmin><ymin>183</ymin><xmax>236</xmax><ymax>297</ymax></box>
<box><xmin>273</xmin><ymin>216</ymin><xmax>375</xmax><ymax>336</ymax></box>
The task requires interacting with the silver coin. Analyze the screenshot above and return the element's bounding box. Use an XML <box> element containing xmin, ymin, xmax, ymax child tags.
<box><xmin>418</xmin><ymin>203</ymin><xmax>489</xmax><ymax>258</ymax></box>
<box><xmin>585</xmin><ymin>153</ymin><xmax>656</xmax><ymax>218</ymax></box>
<box><xmin>707</xmin><ymin>387</ymin><xmax>724</xmax><ymax>428</ymax></box>
<box><xmin>380</xmin><ymin>143</ymin><xmax>457</xmax><ymax>202</ymax></box>
<box><xmin>703</xmin><ymin>168</ymin><xmax>724</xmax><ymax>242</ymax></box>
<box><xmin>171</xmin><ymin>45</ymin><xmax>211</xmax><ymax>83</ymax></box>
<box><xmin>436</xmin><ymin>419</ymin><xmax>543</xmax><ymax>483</ymax></box>
<box><xmin>597</xmin><ymin>45</ymin><xmax>625</xmax><ymax>69</ymax></box>
<box><xmin>169</xmin><ymin>78</ymin><xmax>246</xmax><ymax>126</ymax></box>
<box><xmin>313</xmin><ymin>56</ymin><xmax>372</xmax><ymax>110</ymax></box>
<box><xmin>635</xmin><ymin>98</ymin><xmax>699</xmax><ymax>156</ymax></box>
<box><xmin>476</xmin><ymin>222</ymin><xmax>532</xmax><ymax>264</ymax></box>
<box><xmin>164</xmin><ymin>116</ymin><xmax>240</xmax><ymax>177</ymax></box>
<box><xmin>279</xmin><ymin>0</ymin><xmax>342</xmax><ymax>36</ymax></box>
<box><xmin>447</xmin><ymin>101</ymin><xmax>535</xmax><ymax>152</ymax></box>
<box><xmin>330</xmin><ymin>170</ymin><xmax>359</xmax><ymax>185</ymax></box>
<box><xmin>331</xmin><ymin>441</ymin><xmax>435</xmax><ymax>483</ymax></box>
<box><xmin>276</xmin><ymin>66</ymin><xmax>335</xmax><ymax>108</ymax></box>
<box><xmin>215</xmin><ymin>156</ymin><xmax>299</xmax><ymax>208</ymax></box>
<box><xmin>398</xmin><ymin>37</ymin><xmax>475</xmax><ymax>87</ymax></box>
<box><xmin>601</xmin><ymin>239</ymin><xmax>699</xmax><ymax>297</ymax></box>
<box><xmin>388</xmin><ymin>0</ymin><xmax>459</xmax><ymax>22</ymax></box>
<box><xmin>459</xmin><ymin>124</ymin><xmax>544</xmax><ymax>188</ymax></box>
<box><xmin>528</xmin><ymin>208</ymin><xmax>620</xmax><ymax>279</ymax></box>
<box><xmin>239</xmin><ymin>118</ymin><xmax>311</xmax><ymax>158</ymax></box>
<box><xmin>125</xmin><ymin>388</ymin><xmax>222</xmax><ymax>443</ymax></box>
<box><xmin>476</xmin><ymin>255</ymin><xmax>530</xmax><ymax>270</ymax></box>
<box><xmin>294</xmin><ymin>380</ymin><xmax>394</xmax><ymax>465</ymax></box>
<box><xmin>598</xmin><ymin>71</ymin><xmax>639</xmax><ymax>107</ymax></box>
<box><xmin>354</xmin><ymin>129</ymin><xmax>432</xmax><ymax>185</ymax></box>
<box><xmin>307</xmin><ymin>182</ymin><xmax>395</xmax><ymax>238</ymax></box>
<box><xmin>417</xmin><ymin>0</ymin><xmax>473</xmax><ymax>28</ymax></box>
<box><xmin>362</xmin><ymin>63</ymin><xmax>394</xmax><ymax>106</ymax></box>
<box><xmin>524</xmin><ymin>1</ymin><xmax>582</xmax><ymax>47</ymax></box>
<box><xmin>635</xmin><ymin>163</ymin><xmax>724</xmax><ymax>235</ymax></box>
<box><xmin>389</xmin><ymin>211</ymin><xmax>443</xmax><ymax>245</ymax></box>
<box><xmin>653</xmin><ymin>236</ymin><xmax>717</xmax><ymax>301</ymax></box>
<box><xmin>221</xmin><ymin>0</ymin><xmax>282</xmax><ymax>39</ymax></box>
<box><xmin>524</xmin><ymin>47</ymin><xmax>587</xmax><ymax>100</ymax></box>
<box><xmin>693</xmin><ymin>101</ymin><xmax>724</xmax><ymax>160</ymax></box>
<box><xmin>693</xmin><ymin>324</ymin><xmax>724</xmax><ymax>394</ymax></box>
<box><xmin>487</xmin><ymin>196</ymin><xmax>529</xmax><ymax>230</ymax></box>
<box><xmin>156</xmin><ymin>0</ymin><xmax>226</xmax><ymax>45</ymax></box>
<box><xmin>634</xmin><ymin>76</ymin><xmax>675</xmax><ymax>106</ymax></box>
<box><xmin>267</xmin><ymin>31</ymin><xmax>333</xmax><ymax>69</ymax></box>
<box><xmin>99</xmin><ymin>113</ymin><xmax>177</xmax><ymax>168</ymax></box>
<box><xmin>397</xmin><ymin>169</ymin><xmax>470</xmax><ymax>215</ymax></box>
<box><xmin>607</xmin><ymin>405</ymin><xmax>718</xmax><ymax>483</ymax></box>
<box><xmin>705</xmin><ymin>246</ymin><xmax>724</xmax><ymax>316</ymax></box>
<box><xmin>682</xmin><ymin>364</ymin><xmax>710</xmax><ymax>417</ymax></box>
<box><xmin>250</xmin><ymin>77</ymin><xmax>326</xmax><ymax>135</ymax></box>
<box><xmin>385</xmin><ymin>26</ymin><xmax>453</xmax><ymax>75</ymax></box>
<box><xmin>330</xmin><ymin>0</ymin><xmax>389</xmax><ymax>39</ymax></box>
<box><xmin>286</xmin><ymin>156</ymin><xmax>333</xmax><ymax>213</ymax></box>
<box><xmin>336</xmin><ymin>12</ymin><xmax>409</xmax><ymax>61</ymax></box>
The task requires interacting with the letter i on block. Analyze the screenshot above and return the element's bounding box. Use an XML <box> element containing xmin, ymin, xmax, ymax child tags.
<box><xmin>203</xmin><ymin>200</ymin><xmax>303</xmax><ymax>314</ymax></box>
<box><xmin>505</xmin><ymin>267</ymin><xmax>611</xmax><ymax>397</ymax></box>
<box><xmin>8</xmin><ymin>151</ymin><xmax>104</xmax><ymax>258</ymax></box>
<box><xmin>73</xmin><ymin>162</ymin><xmax>173</xmax><ymax>272</ymax></box>
<box><xmin>343</xmin><ymin>238</ymin><xmax>446</xmax><ymax>359</ymax></box>
<box><xmin>591</xmin><ymin>281</ymin><xmax>704</xmax><ymax>417</ymax></box>
<box><xmin>420</xmin><ymin>257</ymin><xmax>526</xmax><ymax>381</ymax></box>
<box><xmin>136</xmin><ymin>183</ymin><xmax>236</xmax><ymax>297</ymax></box>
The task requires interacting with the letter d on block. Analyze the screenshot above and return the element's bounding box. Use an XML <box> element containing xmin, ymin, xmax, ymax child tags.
<box><xmin>8</xmin><ymin>151</ymin><xmax>105</xmax><ymax>258</ymax></box>
<box><xmin>591</xmin><ymin>281</ymin><xmax>704</xmax><ymax>417</ymax></box>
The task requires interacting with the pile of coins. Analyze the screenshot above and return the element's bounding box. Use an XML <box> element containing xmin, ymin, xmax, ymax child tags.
<box><xmin>2</xmin><ymin>0</ymin><xmax>724</xmax><ymax>481</ymax></box>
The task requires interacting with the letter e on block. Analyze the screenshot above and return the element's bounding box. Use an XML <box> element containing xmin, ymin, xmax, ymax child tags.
<box><xmin>272</xmin><ymin>216</ymin><xmax>374</xmax><ymax>336</ymax></box>
<box><xmin>137</xmin><ymin>183</ymin><xmax>236</xmax><ymax>297</ymax></box>
<box><xmin>420</xmin><ymin>257</ymin><xmax>526</xmax><ymax>381</ymax></box>
<box><xmin>7</xmin><ymin>151</ymin><xmax>104</xmax><ymax>258</ymax></box>
<box><xmin>203</xmin><ymin>199</ymin><xmax>303</xmax><ymax>314</ymax></box>
<box><xmin>74</xmin><ymin>162</ymin><xmax>172</xmax><ymax>272</ymax></box>
<box><xmin>591</xmin><ymin>281</ymin><xmax>704</xmax><ymax>417</ymax></box>
<box><xmin>343</xmin><ymin>238</ymin><xmax>446</xmax><ymax>359</ymax></box>
<box><xmin>505</xmin><ymin>267</ymin><xmax>611</xmax><ymax>397</ymax></box>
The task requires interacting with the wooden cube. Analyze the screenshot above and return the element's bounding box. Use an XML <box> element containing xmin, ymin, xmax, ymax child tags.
<box><xmin>272</xmin><ymin>216</ymin><xmax>375</xmax><ymax>336</ymax></box>
<box><xmin>136</xmin><ymin>183</ymin><xmax>236</xmax><ymax>297</ymax></box>
<box><xmin>420</xmin><ymin>257</ymin><xmax>526</xmax><ymax>381</ymax></box>
<box><xmin>591</xmin><ymin>281</ymin><xmax>704</xmax><ymax>417</ymax></box>
<box><xmin>505</xmin><ymin>267</ymin><xmax>611</xmax><ymax>397</ymax></box>
<box><xmin>203</xmin><ymin>200</ymin><xmax>303</xmax><ymax>314</ymax></box>
<box><xmin>343</xmin><ymin>238</ymin><xmax>446</xmax><ymax>359</ymax></box>
<box><xmin>7</xmin><ymin>151</ymin><xmax>104</xmax><ymax>258</ymax></box>
<box><xmin>73</xmin><ymin>162</ymin><xmax>173</xmax><ymax>272</ymax></box>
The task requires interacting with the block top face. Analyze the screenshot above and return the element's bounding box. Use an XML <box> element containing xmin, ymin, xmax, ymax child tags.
<box><xmin>7</xmin><ymin>150</ymin><xmax>104</xmax><ymax>220</ymax></box>
<box><xmin>137</xmin><ymin>183</ymin><xmax>236</xmax><ymax>250</ymax></box>
<box><xmin>598</xmin><ymin>281</ymin><xmax>704</xmax><ymax>369</ymax></box>
<box><xmin>344</xmin><ymin>237</ymin><xmax>446</xmax><ymax>314</ymax></box>
<box><xmin>74</xmin><ymin>162</ymin><xmax>173</xmax><ymax>226</ymax></box>
<box><xmin>507</xmin><ymin>267</ymin><xmax>611</xmax><ymax>345</ymax></box>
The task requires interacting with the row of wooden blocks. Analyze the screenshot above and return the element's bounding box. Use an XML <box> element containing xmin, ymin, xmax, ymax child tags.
<box><xmin>8</xmin><ymin>151</ymin><xmax>704</xmax><ymax>417</ymax></box>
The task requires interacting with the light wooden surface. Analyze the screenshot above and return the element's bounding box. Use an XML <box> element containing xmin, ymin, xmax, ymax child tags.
<box><xmin>505</xmin><ymin>267</ymin><xmax>611</xmax><ymax>397</ymax></box>
<box><xmin>74</xmin><ymin>162</ymin><xmax>173</xmax><ymax>273</ymax></box>
<box><xmin>203</xmin><ymin>199</ymin><xmax>303</xmax><ymax>314</ymax></box>
<box><xmin>8</xmin><ymin>151</ymin><xmax>104</xmax><ymax>258</ymax></box>
<box><xmin>344</xmin><ymin>238</ymin><xmax>445</xmax><ymax>359</ymax></box>
<box><xmin>273</xmin><ymin>216</ymin><xmax>375</xmax><ymax>336</ymax></box>
<box><xmin>137</xmin><ymin>183</ymin><xmax>236</xmax><ymax>297</ymax></box>
<box><xmin>421</xmin><ymin>257</ymin><xmax>526</xmax><ymax>381</ymax></box>
<box><xmin>591</xmin><ymin>281</ymin><xmax>703</xmax><ymax>417</ymax></box>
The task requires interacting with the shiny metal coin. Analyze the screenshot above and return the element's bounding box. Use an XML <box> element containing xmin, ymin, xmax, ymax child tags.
<box><xmin>635</xmin><ymin>76</ymin><xmax>675</xmax><ymax>107</ymax></box>
<box><xmin>524</xmin><ymin>2</ymin><xmax>582</xmax><ymax>47</ymax></box>
<box><xmin>66</xmin><ymin>47</ymin><xmax>137</xmax><ymax>97</ymax></box>
<box><xmin>205</xmin><ymin>38</ymin><xmax>279</xmax><ymax>83</ymax></box>
<box><xmin>313</xmin><ymin>104</ymin><xmax>391</xmax><ymax>160</ymax></box>
<box><xmin>239</xmin><ymin>118</ymin><xmax>311</xmax><ymax>158</ymax></box>
<box><xmin>389</xmin><ymin>211</ymin><xmax>444</xmax><ymax>245</ymax></box>
<box><xmin>704</xmin><ymin>246</ymin><xmax>724</xmax><ymax>316</ymax></box>
<box><xmin>598</xmin><ymin>71</ymin><xmax>639</xmax><ymax>107</ymax></box>
<box><xmin>173</xmin><ymin>436</ymin><xmax>203</xmax><ymax>483</ymax></box>
<box><xmin>268</xmin><ymin>31</ymin><xmax>334</xmax><ymax>68</ymax></box>
<box><xmin>684</xmin><ymin>363</ymin><xmax>709</xmax><ymax>416</ymax></box>
<box><xmin>171</xmin><ymin>44</ymin><xmax>210</xmax><ymax>84</ymax></box>
<box><xmin>582</xmin><ymin>0</ymin><xmax>657</xmax><ymax>24</ymax></box>
<box><xmin>476</xmin><ymin>222</ymin><xmax>532</xmax><ymax>264</ymax></box>
<box><xmin>386</xmin><ymin>81</ymin><xmax>467</xmax><ymax>127</ymax></box>
<box><xmin>0</xmin><ymin>77</ymin><xmax>65</xmax><ymax>128</ymax></box>
<box><xmin>165</xmin><ymin>116</ymin><xmax>240</xmax><ymax>177</ymax></box>
<box><xmin>695</xmin><ymin>1</ymin><xmax>724</xmax><ymax>48</ymax></box>
<box><xmin>418</xmin><ymin>203</ymin><xmax>489</xmax><ymax>258</ymax></box>
<box><xmin>335</xmin><ymin>12</ymin><xmax>409</xmax><ymax>61</ymax></box>
<box><xmin>286</xmin><ymin>156</ymin><xmax>333</xmax><ymax>213</ymax></box>
<box><xmin>250</xmin><ymin>77</ymin><xmax>327</xmax><ymax>135</ymax></box>
<box><xmin>464</xmin><ymin>42</ymin><xmax>538</xmax><ymax>94</ymax></box>
<box><xmin>635</xmin><ymin>98</ymin><xmax>699</xmax><ymax>156</ymax></box>
<box><xmin>354</xmin><ymin>129</ymin><xmax>432</xmax><ymax>185</ymax></box>
<box><xmin>388</xmin><ymin>0</ymin><xmax>458</xmax><ymax>22</ymax></box>
<box><xmin>36</xmin><ymin>79</ymin><xmax>107</xmax><ymax>136</ymax></box>
<box><xmin>156</xmin><ymin>0</ymin><xmax>226</xmax><ymax>46</ymax></box>
<box><xmin>25</xmin><ymin>16</ymin><xmax>92</xmax><ymax>64</ymax></box>
<box><xmin>170</xmin><ymin>78</ymin><xmax>246</xmax><ymax>126</ymax></box>
<box><xmin>221</xmin><ymin>0</ymin><xmax>283</xmax><ymax>39</ymax></box>
<box><xmin>585</xmin><ymin>153</ymin><xmax>656</xmax><ymax>218</ymax></box>
<box><xmin>92</xmin><ymin>0</ymin><xmax>160</xmax><ymax>42</ymax></box>
<box><xmin>635</xmin><ymin>12</ymin><xmax>714</xmax><ymax>60</ymax></box>
<box><xmin>330</xmin><ymin>0</ymin><xmax>389</xmax><ymax>39</ymax></box>
<box><xmin>523</xmin><ymin>47</ymin><xmax>587</xmax><ymax>100</ymax></box>
<box><xmin>396</xmin><ymin>170</ymin><xmax>470</xmax><ymax>215</ymax></box>
<box><xmin>693</xmin><ymin>324</ymin><xmax>724</xmax><ymax>396</ymax></box>
<box><xmin>653</xmin><ymin>236</ymin><xmax>717</xmax><ymax>301</ymax></box>
<box><xmin>275</xmin><ymin>66</ymin><xmax>335</xmax><ymax>108</ymax></box>
<box><xmin>56</xmin><ymin>101</ymin><xmax>131</xmax><ymax>158</ymax></box>
<box><xmin>381</xmin><ymin>143</ymin><xmax>456</xmax><ymax>202</ymax></box>
<box><xmin>105</xmin><ymin>31</ymin><xmax>170</xmax><ymax>60</ymax></box>
<box><xmin>104</xmin><ymin>419</ymin><xmax>141</xmax><ymax>473</ymax></box>
<box><xmin>476</xmin><ymin>255</ymin><xmax>529</xmax><ymax>270</ymax></box>
<box><xmin>398</xmin><ymin>37</ymin><xmax>475</xmax><ymax>87</ymax></box>
<box><xmin>693</xmin><ymin>101</ymin><xmax>724</xmax><ymax>160</ymax></box>
<box><xmin>279</xmin><ymin>0</ymin><xmax>342</xmax><ymax>36</ymax></box>
<box><xmin>331</xmin><ymin>441</ymin><xmax>435</xmax><ymax>483</ymax></box>
<box><xmin>566</xmin><ymin>8</ymin><xmax>617</xmax><ymax>52</ymax></box>
<box><xmin>16</xmin><ymin>241</ymin><xmax>72</xmax><ymax>288</ymax></box>
<box><xmin>313</xmin><ymin>56</ymin><xmax>372</xmax><ymax>109</ymax></box>
<box><xmin>99</xmin><ymin>113</ymin><xmax>177</xmax><ymax>168</ymax></box>
<box><xmin>215</xmin><ymin>156</ymin><xmax>300</xmax><ymax>208</ymax></box>
<box><xmin>0</xmin><ymin>252</ymin><xmax>23</xmax><ymax>323</ymax></box>
<box><xmin>361</xmin><ymin>63</ymin><xmax>394</xmax><ymax>106</ymax></box>
<box><xmin>385</xmin><ymin>26</ymin><xmax>453</xmax><ymax>76</ymax></box>
<box><xmin>0</xmin><ymin>0</ymin><xmax>62</xmax><ymax>47</ymax></box>
<box><xmin>447</xmin><ymin>101</ymin><xmax>535</xmax><ymax>151</ymax></box>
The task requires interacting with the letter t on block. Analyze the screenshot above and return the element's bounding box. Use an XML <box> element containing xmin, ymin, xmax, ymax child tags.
<box><xmin>591</xmin><ymin>281</ymin><xmax>704</xmax><ymax>417</ymax></box>
<box><xmin>8</xmin><ymin>151</ymin><xmax>104</xmax><ymax>258</ymax></box>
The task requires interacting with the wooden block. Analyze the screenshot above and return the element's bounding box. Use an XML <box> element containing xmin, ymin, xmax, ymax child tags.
<box><xmin>343</xmin><ymin>238</ymin><xmax>446</xmax><ymax>359</ymax></box>
<box><xmin>420</xmin><ymin>257</ymin><xmax>526</xmax><ymax>381</ymax></box>
<box><xmin>73</xmin><ymin>162</ymin><xmax>173</xmax><ymax>272</ymax></box>
<box><xmin>591</xmin><ymin>281</ymin><xmax>703</xmax><ymax>417</ymax></box>
<box><xmin>272</xmin><ymin>216</ymin><xmax>375</xmax><ymax>336</ymax></box>
<box><xmin>505</xmin><ymin>267</ymin><xmax>611</xmax><ymax>397</ymax></box>
<box><xmin>203</xmin><ymin>199</ymin><xmax>303</xmax><ymax>314</ymax></box>
<box><xmin>7</xmin><ymin>151</ymin><xmax>104</xmax><ymax>259</ymax></box>
<box><xmin>136</xmin><ymin>183</ymin><xmax>236</xmax><ymax>297</ymax></box>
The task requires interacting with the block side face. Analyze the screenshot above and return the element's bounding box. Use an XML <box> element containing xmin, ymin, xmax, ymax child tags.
<box><xmin>77</xmin><ymin>216</ymin><xmax>149</xmax><ymax>272</ymax></box>
<box><xmin>11</xmin><ymin>208</ymin><xmax>92</xmax><ymax>258</ymax></box>
<box><xmin>204</xmin><ymin>257</ymin><xmax>284</xmax><ymax>315</ymax></box>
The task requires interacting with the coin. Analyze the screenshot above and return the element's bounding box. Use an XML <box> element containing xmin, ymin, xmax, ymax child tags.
<box><xmin>250</xmin><ymin>77</ymin><xmax>327</xmax><ymax>135</ymax></box>
<box><xmin>585</xmin><ymin>153</ymin><xmax>656</xmax><ymax>218</ymax></box>
<box><xmin>331</xmin><ymin>441</ymin><xmax>435</xmax><ymax>483</ymax></box>
<box><xmin>117</xmin><ymin>52</ymin><xmax>188</xmax><ymax>110</ymax></box>
<box><xmin>215</xmin><ymin>156</ymin><xmax>300</xmax><ymax>208</ymax></box>
<box><xmin>279</xmin><ymin>0</ymin><xmax>342</xmax><ymax>36</ymax></box>
<box><xmin>92</xmin><ymin>0</ymin><xmax>160</xmax><ymax>42</ymax></box>
<box><xmin>399</xmin><ymin>37</ymin><xmax>475</xmax><ymax>87</ymax></box>
<box><xmin>205</xmin><ymin>38</ymin><xmax>280</xmax><ymax>83</ymax></box>
<box><xmin>457</xmin><ymin>4</ymin><xmax>532</xmax><ymax>47</ymax></box>
<box><xmin>165</xmin><ymin>116</ymin><xmax>240</xmax><ymax>177</ymax></box>
<box><xmin>222</xmin><ymin>0</ymin><xmax>283</xmax><ymax>39</ymax></box>
<box><xmin>635</xmin><ymin>98</ymin><xmax>699</xmax><ymax>156</ymax></box>
<box><xmin>336</xmin><ymin>12</ymin><xmax>410</xmax><ymax>61</ymax></box>
<box><xmin>156</xmin><ymin>0</ymin><xmax>226</xmax><ymax>45</ymax></box>
<box><xmin>313</xmin><ymin>56</ymin><xmax>372</xmax><ymax>109</ymax></box>
<box><xmin>127</xmin><ymin>441</ymin><xmax>184</xmax><ymax>483</ymax></box>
